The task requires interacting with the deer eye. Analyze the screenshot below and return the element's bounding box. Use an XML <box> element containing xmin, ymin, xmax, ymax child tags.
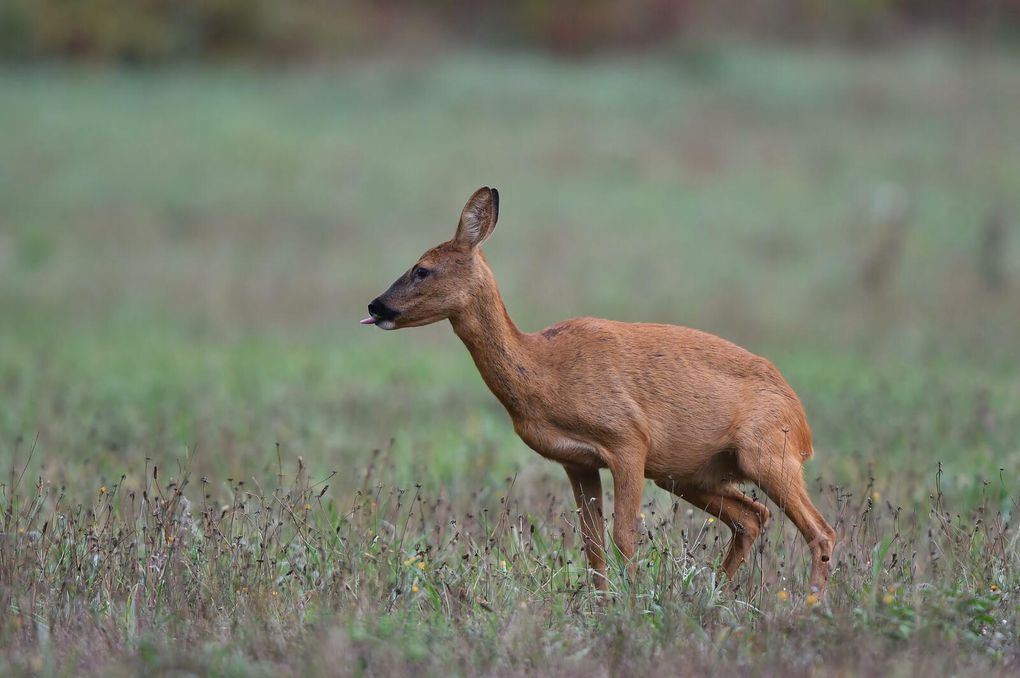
<box><xmin>413</xmin><ymin>266</ymin><xmax>430</xmax><ymax>281</ymax></box>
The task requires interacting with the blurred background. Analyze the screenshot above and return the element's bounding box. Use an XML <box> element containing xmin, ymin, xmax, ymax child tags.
<box><xmin>1</xmin><ymin>1</ymin><xmax>1019</xmax><ymax>500</ymax></box>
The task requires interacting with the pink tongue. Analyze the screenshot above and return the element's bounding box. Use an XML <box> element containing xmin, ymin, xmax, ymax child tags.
<box><xmin>360</xmin><ymin>316</ymin><xmax>377</xmax><ymax>325</ymax></box>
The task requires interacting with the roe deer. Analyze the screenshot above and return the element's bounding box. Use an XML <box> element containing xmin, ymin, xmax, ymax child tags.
<box><xmin>361</xmin><ymin>187</ymin><xmax>836</xmax><ymax>593</ymax></box>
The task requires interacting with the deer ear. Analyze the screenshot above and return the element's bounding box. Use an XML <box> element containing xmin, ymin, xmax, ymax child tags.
<box><xmin>454</xmin><ymin>187</ymin><xmax>499</xmax><ymax>248</ymax></box>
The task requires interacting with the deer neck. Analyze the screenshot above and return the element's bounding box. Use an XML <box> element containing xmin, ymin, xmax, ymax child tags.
<box><xmin>449</xmin><ymin>266</ymin><xmax>536</xmax><ymax>415</ymax></box>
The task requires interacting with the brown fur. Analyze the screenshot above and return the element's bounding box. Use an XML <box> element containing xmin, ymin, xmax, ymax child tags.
<box><xmin>365</xmin><ymin>187</ymin><xmax>836</xmax><ymax>593</ymax></box>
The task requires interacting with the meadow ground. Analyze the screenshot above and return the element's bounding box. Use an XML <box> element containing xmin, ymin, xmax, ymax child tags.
<box><xmin>1</xmin><ymin>41</ymin><xmax>1019</xmax><ymax>675</ymax></box>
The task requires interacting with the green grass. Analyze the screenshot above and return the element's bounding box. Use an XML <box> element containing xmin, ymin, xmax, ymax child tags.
<box><xmin>1</xmin><ymin>40</ymin><xmax>1019</xmax><ymax>675</ymax></box>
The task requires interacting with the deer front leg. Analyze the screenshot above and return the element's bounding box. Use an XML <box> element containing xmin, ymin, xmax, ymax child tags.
<box><xmin>608</xmin><ymin>453</ymin><xmax>646</xmax><ymax>585</ymax></box>
<box><xmin>564</xmin><ymin>464</ymin><xmax>608</xmax><ymax>591</ymax></box>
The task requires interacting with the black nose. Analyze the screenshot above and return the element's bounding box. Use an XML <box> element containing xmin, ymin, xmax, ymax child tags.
<box><xmin>368</xmin><ymin>298</ymin><xmax>398</xmax><ymax>321</ymax></box>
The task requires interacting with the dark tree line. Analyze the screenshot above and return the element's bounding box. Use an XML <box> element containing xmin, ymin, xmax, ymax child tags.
<box><xmin>2</xmin><ymin>0</ymin><xmax>1018</xmax><ymax>62</ymax></box>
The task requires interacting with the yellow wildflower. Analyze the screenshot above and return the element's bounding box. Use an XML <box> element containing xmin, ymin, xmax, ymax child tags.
<box><xmin>806</xmin><ymin>593</ymin><xmax>819</xmax><ymax>606</ymax></box>
<box><xmin>417</xmin><ymin>561</ymin><xmax>426</xmax><ymax>570</ymax></box>
<box><xmin>882</xmin><ymin>594</ymin><xmax>894</xmax><ymax>605</ymax></box>
<box><xmin>411</xmin><ymin>585</ymin><xmax>419</xmax><ymax>593</ymax></box>
<box><xmin>777</xmin><ymin>590</ymin><xmax>789</xmax><ymax>602</ymax></box>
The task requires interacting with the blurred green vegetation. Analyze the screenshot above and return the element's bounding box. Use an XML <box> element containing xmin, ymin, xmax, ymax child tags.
<box><xmin>1</xmin><ymin>40</ymin><xmax>1018</xmax><ymax>496</ymax></box>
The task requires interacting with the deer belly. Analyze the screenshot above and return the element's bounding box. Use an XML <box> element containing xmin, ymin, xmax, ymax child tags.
<box><xmin>513</xmin><ymin>421</ymin><xmax>605</xmax><ymax>468</ymax></box>
<box><xmin>643</xmin><ymin>418</ymin><xmax>735</xmax><ymax>480</ymax></box>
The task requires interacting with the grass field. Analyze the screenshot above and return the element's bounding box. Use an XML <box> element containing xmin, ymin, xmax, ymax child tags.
<box><xmin>2</xmin><ymin>41</ymin><xmax>1019</xmax><ymax>675</ymax></box>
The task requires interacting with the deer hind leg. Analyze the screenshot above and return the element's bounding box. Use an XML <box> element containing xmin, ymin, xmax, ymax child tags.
<box><xmin>655</xmin><ymin>480</ymin><xmax>770</xmax><ymax>583</ymax></box>
<box><xmin>739</xmin><ymin>440</ymin><xmax>836</xmax><ymax>593</ymax></box>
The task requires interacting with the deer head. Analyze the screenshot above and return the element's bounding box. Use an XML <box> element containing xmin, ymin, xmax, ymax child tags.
<box><xmin>361</xmin><ymin>187</ymin><xmax>500</xmax><ymax>330</ymax></box>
